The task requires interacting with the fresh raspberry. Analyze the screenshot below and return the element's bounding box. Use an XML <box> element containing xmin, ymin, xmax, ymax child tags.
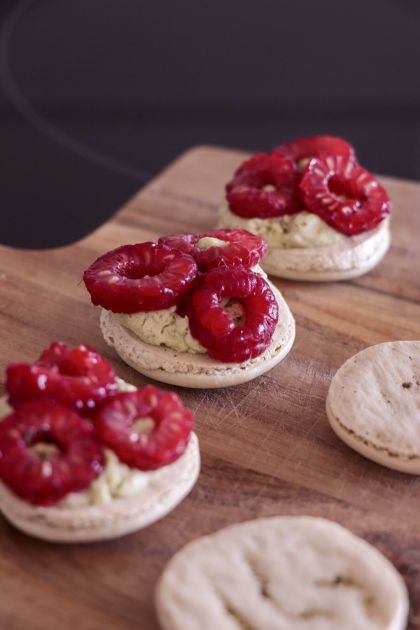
<box><xmin>275</xmin><ymin>135</ymin><xmax>356</xmax><ymax>169</ymax></box>
<box><xmin>226</xmin><ymin>152</ymin><xmax>301</xmax><ymax>219</ymax></box>
<box><xmin>6</xmin><ymin>342</ymin><xmax>118</xmax><ymax>412</ymax></box>
<box><xmin>0</xmin><ymin>400</ymin><xmax>104</xmax><ymax>506</ymax></box>
<box><xmin>299</xmin><ymin>155</ymin><xmax>391</xmax><ymax>236</ymax></box>
<box><xmin>185</xmin><ymin>267</ymin><xmax>278</xmax><ymax>363</ymax></box>
<box><xmin>83</xmin><ymin>242</ymin><xmax>198</xmax><ymax>313</ymax></box>
<box><xmin>159</xmin><ymin>228</ymin><xmax>267</xmax><ymax>271</ymax></box>
<box><xmin>94</xmin><ymin>387</ymin><xmax>194</xmax><ymax>471</ymax></box>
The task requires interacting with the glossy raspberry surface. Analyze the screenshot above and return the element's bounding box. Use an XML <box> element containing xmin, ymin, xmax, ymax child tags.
<box><xmin>94</xmin><ymin>387</ymin><xmax>194</xmax><ymax>471</ymax></box>
<box><xmin>185</xmin><ymin>267</ymin><xmax>278</xmax><ymax>363</ymax></box>
<box><xmin>275</xmin><ymin>135</ymin><xmax>355</xmax><ymax>168</ymax></box>
<box><xmin>6</xmin><ymin>342</ymin><xmax>118</xmax><ymax>412</ymax></box>
<box><xmin>83</xmin><ymin>242</ymin><xmax>198</xmax><ymax>313</ymax></box>
<box><xmin>299</xmin><ymin>155</ymin><xmax>391</xmax><ymax>236</ymax></box>
<box><xmin>0</xmin><ymin>400</ymin><xmax>104</xmax><ymax>506</ymax></box>
<box><xmin>226</xmin><ymin>152</ymin><xmax>301</xmax><ymax>219</ymax></box>
<box><xmin>159</xmin><ymin>228</ymin><xmax>267</xmax><ymax>271</ymax></box>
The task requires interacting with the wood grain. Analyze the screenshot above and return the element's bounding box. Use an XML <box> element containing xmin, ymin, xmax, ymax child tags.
<box><xmin>0</xmin><ymin>146</ymin><xmax>420</xmax><ymax>630</ymax></box>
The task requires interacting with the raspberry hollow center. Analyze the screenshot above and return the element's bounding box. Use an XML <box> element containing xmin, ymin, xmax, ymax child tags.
<box><xmin>120</xmin><ymin>260</ymin><xmax>163</xmax><ymax>280</ymax></box>
<box><xmin>222</xmin><ymin>298</ymin><xmax>246</xmax><ymax>326</ymax></box>
<box><xmin>30</xmin><ymin>443</ymin><xmax>59</xmax><ymax>460</ymax></box>
<box><xmin>129</xmin><ymin>417</ymin><xmax>155</xmax><ymax>443</ymax></box>
<box><xmin>328</xmin><ymin>175</ymin><xmax>367</xmax><ymax>204</ymax></box>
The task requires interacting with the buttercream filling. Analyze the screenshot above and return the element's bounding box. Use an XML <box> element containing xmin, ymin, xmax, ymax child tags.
<box><xmin>114</xmin><ymin>307</ymin><xmax>206</xmax><ymax>355</ymax></box>
<box><xmin>219</xmin><ymin>201</ymin><xmax>343</xmax><ymax>249</ymax></box>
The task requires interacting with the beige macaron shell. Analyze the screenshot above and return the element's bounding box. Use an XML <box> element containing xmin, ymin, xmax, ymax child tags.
<box><xmin>0</xmin><ymin>431</ymin><xmax>200</xmax><ymax>543</ymax></box>
<box><xmin>261</xmin><ymin>218</ymin><xmax>390</xmax><ymax>281</ymax></box>
<box><xmin>155</xmin><ymin>516</ymin><xmax>408</xmax><ymax>630</ymax></box>
<box><xmin>100</xmin><ymin>283</ymin><xmax>295</xmax><ymax>388</ymax></box>
<box><xmin>218</xmin><ymin>201</ymin><xmax>390</xmax><ymax>281</ymax></box>
<box><xmin>327</xmin><ymin>340</ymin><xmax>420</xmax><ymax>474</ymax></box>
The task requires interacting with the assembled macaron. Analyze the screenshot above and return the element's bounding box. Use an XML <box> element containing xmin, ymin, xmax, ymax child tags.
<box><xmin>219</xmin><ymin>136</ymin><xmax>391</xmax><ymax>281</ymax></box>
<box><xmin>0</xmin><ymin>342</ymin><xmax>200</xmax><ymax>542</ymax></box>
<box><xmin>83</xmin><ymin>229</ymin><xmax>295</xmax><ymax>388</ymax></box>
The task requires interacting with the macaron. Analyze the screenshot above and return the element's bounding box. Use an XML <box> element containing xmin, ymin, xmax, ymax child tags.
<box><xmin>100</xmin><ymin>280</ymin><xmax>295</xmax><ymax>389</ymax></box>
<box><xmin>327</xmin><ymin>340</ymin><xmax>420</xmax><ymax>473</ymax></box>
<box><xmin>83</xmin><ymin>233</ymin><xmax>296</xmax><ymax>389</ymax></box>
<box><xmin>0</xmin><ymin>344</ymin><xmax>200</xmax><ymax>543</ymax></box>
<box><xmin>221</xmin><ymin>204</ymin><xmax>390</xmax><ymax>281</ymax></box>
<box><xmin>0</xmin><ymin>424</ymin><xmax>200</xmax><ymax>543</ymax></box>
<box><xmin>219</xmin><ymin>136</ymin><xmax>392</xmax><ymax>282</ymax></box>
<box><xmin>156</xmin><ymin>516</ymin><xmax>408</xmax><ymax>630</ymax></box>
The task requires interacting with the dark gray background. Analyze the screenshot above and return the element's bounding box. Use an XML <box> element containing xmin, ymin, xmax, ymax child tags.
<box><xmin>1</xmin><ymin>0</ymin><xmax>420</xmax><ymax>248</ymax></box>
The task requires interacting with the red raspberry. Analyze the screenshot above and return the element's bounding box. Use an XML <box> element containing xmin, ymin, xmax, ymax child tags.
<box><xmin>185</xmin><ymin>267</ymin><xmax>278</xmax><ymax>363</ymax></box>
<box><xmin>94</xmin><ymin>387</ymin><xmax>194</xmax><ymax>471</ymax></box>
<box><xmin>159</xmin><ymin>228</ymin><xmax>267</xmax><ymax>271</ymax></box>
<box><xmin>299</xmin><ymin>155</ymin><xmax>391</xmax><ymax>236</ymax></box>
<box><xmin>6</xmin><ymin>342</ymin><xmax>117</xmax><ymax>412</ymax></box>
<box><xmin>0</xmin><ymin>400</ymin><xmax>104</xmax><ymax>506</ymax></box>
<box><xmin>83</xmin><ymin>242</ymin><xmax>198</xmax><ymax>313</ymax></box>
<box><xmin>275</xmin><ymin>135</ymin><xmax>356</xmax><ymax>169</ymax></box>
<box><xmin>226</xmin><ymin>152</ymin><xmax>301</xmax><ymax>219</ymax></box>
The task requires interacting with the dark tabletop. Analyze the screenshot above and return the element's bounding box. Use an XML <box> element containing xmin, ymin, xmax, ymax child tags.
<box><xmin>1</xmin><ymin>0</ymin><xmax>420</xmax><ymax>248</ymax></box>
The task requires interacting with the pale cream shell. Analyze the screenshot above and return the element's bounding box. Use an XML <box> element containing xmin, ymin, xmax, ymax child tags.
<box><xmin>218</xmin><ymin>202</ymin><xmax>390</xmax><ymax>281</ymax></box>
<box><xmin>261</xmin><ymin>219</ymin><xmax>390</xmax><ymax>281</ymax></box>
<box><xmin>156</xmin><ymin>516</ymin><xmax>408</xmax><ymax>630</ymax></box>
<box><xmin>327</xmin><ymin>341</ymin><xmax>420</xmax><ymax>473</ymax></box>
<box><xmin>100</xmin><ymin>283</ymin><xmax>295</xmax><ymax>388</ymax></box>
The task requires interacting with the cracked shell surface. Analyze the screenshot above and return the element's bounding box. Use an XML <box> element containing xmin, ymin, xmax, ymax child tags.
<box><xmin>156</xmin><ymin>516</ymin><xmax>408</xmax><ymax>630</ymax></box>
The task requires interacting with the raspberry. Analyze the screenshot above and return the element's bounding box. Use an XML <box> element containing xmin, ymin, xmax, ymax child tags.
<box><xmin>94</xmin><ymin>387</ymin><xmax>194</xmax><ymax>471</ymax></box>
<box><xmin>6</xmin><ymin>342</ymin><xmax>117</xmax><ymax>412</ymax></box>
<box><xmin>185</xmin><ymin>267</ymin><xmax>278</xmax><ymax>363</ymax></box>
<box><xmin>275</xmin><ymin>135</ymin><xmax>356</xmax><ymax>169</ymax></box>
<box><xmin>226</xmin><ymin>152</ymin><xmax>301</xmax><ymax>219</ymax></box>
<box><xmin>159</xmin><ymin>228</ymin><xmax>267</xmax><ymax>271</ymax></box>
<box><xmin>83</xmin><ymin>242</ymin><xmax>198</xmax><ymax>313</ymax></box>
<box><xmin>299</xmin><ymin>155</ymin><xmax>391</xmax><ymax>236</ymax></box>
<box><xmin>0</xmin><ymin>400</ymin><xmax>104</xmax><ymax>506</ymax></box>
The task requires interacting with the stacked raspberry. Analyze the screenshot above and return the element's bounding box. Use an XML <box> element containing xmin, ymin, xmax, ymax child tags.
<box><xmin>0</xmin><ymin>343</ymin><xmax>194</xmax><ymax>506</ymax></box>
<box><xmin>225</xmin><ymin>136</ymin><xmax>391</xmax><ymax>236</ymax></box>
<box><xmin>83</xmin><ymin>229</ymin><xmax>279</xmax><ymax>363</ymax></box>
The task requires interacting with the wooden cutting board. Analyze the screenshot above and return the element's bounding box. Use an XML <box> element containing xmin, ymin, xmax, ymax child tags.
<box><xmin>0</xmin><ymin>146</ymin><xmax>420</xmax><ymax>630</ymax></box>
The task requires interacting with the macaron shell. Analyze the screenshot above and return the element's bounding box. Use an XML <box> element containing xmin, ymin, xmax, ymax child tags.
<box><xmin>0</xmin><ymin>433</ymin><xmax>200</xmax><ymax>543</ymax></box>
<box><xmin>218</xmin><ymin>200</ymin><xmax>390</xmax><ymax>282</ymax></box>
<box><xmin>327</xmin><ymin>341</ymin><xmax>420</xmax><ymax>474</ymax></box>
<box><xmin>155</xmin><ymin>516</ymin><xmax>408</xmax><ymax>630</ymax></box>
<box><xmin>100</xmin><ymin>283</ymin><xmax>295</xmax><ymax>389</ymax></box>
<box><xmin>261</xmin><ymin>219</ymin><xmax>390</xmax><ymax>281</ymax></box>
